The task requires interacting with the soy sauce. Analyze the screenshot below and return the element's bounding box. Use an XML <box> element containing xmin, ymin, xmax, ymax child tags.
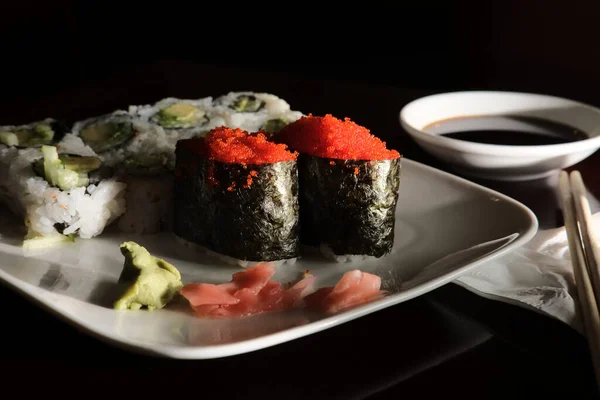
<box><xmin>422</xmin><ymin>115</ymin><xmax>587</xmax><ymax>146</ymax></box>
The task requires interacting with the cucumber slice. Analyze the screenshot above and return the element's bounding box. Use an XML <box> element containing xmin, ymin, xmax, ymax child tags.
<box><xmin>56</xmin><ymin>168</ymin><xmax>80</xmax><ymax>190</ymax></box>
<box><xmin>42</xmin><ymin>145</ymin><xmax>63</xmax><ymax>187</ymax></box>
<box><xmin>40</xmin><ymin>146</ymin><xmax>96</xmax><ymax>191</ymax></box>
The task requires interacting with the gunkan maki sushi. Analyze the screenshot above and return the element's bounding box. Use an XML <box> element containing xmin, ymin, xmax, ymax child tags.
<box><xmin>273</xmin><ymin>114</ymin><xmax>401</xmax><ymax>261</ymax></box>
<box><xmin>174</xmin><ymin>126</ymin><xmax>300</xmax><ymax>267</ymax></box>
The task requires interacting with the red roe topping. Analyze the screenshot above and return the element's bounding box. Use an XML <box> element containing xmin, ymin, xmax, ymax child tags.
<box><xmin>190</xmin><ymin>127</ymin><xmax>297</xmax><ymax>164</ymax></box>
<box><xmin>275</xmin><ymin>114</ymin><xmax>400</xmax><ymax>161</ymax></box>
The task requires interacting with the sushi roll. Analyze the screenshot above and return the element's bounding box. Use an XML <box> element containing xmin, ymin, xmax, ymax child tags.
<box><xmin>128</xmin><ymin>97</ymin><xmax>226</xmax><ymax>142</ymax></box>
<box><xmin>60</xmin><ymin>110</ymin><xmax>178</xmax><ymax>235</ymax></box>
<box><xmin>173</xmin><ymin>127</ymin><xmax>300</xmax><ymax>267</ymax></box>
<box><xmin>63</xmin><ymin>110</ymin><xmax>135</xmax><ymax>159</ymax></box>
<box><xmin>273</xmin><ymin>114</ymin><xmax>402</xmax><ymax>261</ymax></box>
<box><xmin>0</xmin><ymin>144</ymin><xmax>126</xmax><ymax>247</ymax></box>
<box><xmin>64</xmin><ymin>110</ymin><xmax>175</xmax><ymax>169</ymax></box>
<box><xmin>114</xmin><ymin>154</ymin><xmax>174</xmax><ymax>234</ymax></box>
<box><xmin>212</xmin><ymin>92</ymin><xmax>304</xmax><ymax>134</ymax></box>
<box><xmin>0</xmin><ymin>118</ymin><xmax>69</xmax><ymax>149</ymax></box>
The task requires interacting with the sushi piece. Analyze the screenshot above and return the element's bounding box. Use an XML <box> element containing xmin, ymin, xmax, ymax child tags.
<box><xmin>212</xmin><ymin>92</ymin><xmax>304</xmax><ymax>134</ymax></box>
<box><xmin>128</xmin><ymin>97</ymin><xmax>226</xmax><ymax>142</ymax></box>
<box><xmin>273</xmin><ymin>114</ymin><xmax>402</xmax><ymax>261</ymax></box>
<box><xmin>115</xmin><ymin>155</ymin><xmax>174</xmax><ymax>234</ymax></box>
<box><xmin>63</xmin><ymin>110</ymin><xmax>175</xmax><ymax>169</ymax></box>
<box><xmin>0</xmin><ymin>144</ymin><xmax>126</xmax><ymax>246</ymax></box>
<box><xmin>173</xmin><ymin>127</ymin><xmax>300</xmax><ymax>267</ymax></box>
<box><xmin>64</xmin><ymin>110</ymin><xmax>135</xmax><ymax>158</ymax></box>
<box><xmin>62</xmin><ymin>110</ymin><xmax>178</xmax><ymax>235</ymax></box>
<box><xmin>0</xmin><ymin>118</ymin><xmax>69</xmax><ymax>148</ymax></box>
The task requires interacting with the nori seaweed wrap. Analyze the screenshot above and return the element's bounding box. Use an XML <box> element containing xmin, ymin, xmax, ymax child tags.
<box><xmin>299</xmin><ymin>155</ymin><xmax>401</xmax><ymax>257</ymax></box>
<box><xmin>173</xmin><ymin>127</ymin><xmax>300</xmax><ymax>265</ymax></box>
<box><xmin>273</xmin><ymin>114</ymin><xmax>402</xmax><ymax>259</ymax></box>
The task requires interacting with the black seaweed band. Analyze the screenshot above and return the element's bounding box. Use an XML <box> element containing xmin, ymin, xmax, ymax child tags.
<box><xmin>298</xmin><ymin>154</ymin><xmax>401</xmax><ymax>257</ymax></box>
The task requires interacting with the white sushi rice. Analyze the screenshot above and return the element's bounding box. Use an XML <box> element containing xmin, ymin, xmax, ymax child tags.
<box><xmin>0</xmin><ymin>146</ymin><xmax>127</xmax><ymax>240</ymax></box>
<box><xmin>175</xmin><ymin>235</ymin><xmax>298</xmax><ymax>268</ymax></box>
<box><xmin>56</xmin><ymin>133</ymin><xmax>97</xmax><ymax>156</ymax></box>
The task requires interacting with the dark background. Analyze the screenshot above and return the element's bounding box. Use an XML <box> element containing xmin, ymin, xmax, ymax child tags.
<box><xmin>2</xmin><ymin>2</ymin><xmax>600</xmax><ymax>399</ymax></box>
<box><xmin>1</xmin><ymin>3</ymin><xmax>600</xmax><ymax>119</ymax></box>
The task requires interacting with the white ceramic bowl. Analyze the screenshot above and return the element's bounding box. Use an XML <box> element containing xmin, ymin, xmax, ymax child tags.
<box><xmin>399</xmin><ymin>91</ymin><xmax>600</xmax><ymax>181</ymax></box>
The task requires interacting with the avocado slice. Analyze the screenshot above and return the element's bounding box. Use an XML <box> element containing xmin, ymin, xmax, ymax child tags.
<box><xmin>230</xmin><ymin>95</ymin><xmax>265</xmax><ymax>113</ymax></box>
<box><xmin>38</xmin><ymin>146</ymin><xmax>102</xmax><ymax>190</ymax></box>
<box><xmin>0</xmin><ymin>123</ymin><xmax>56</xmax><ymax>147</ymax></box>
<box><xmin>79</xmin><ymin>121</ymin><xmax>134</xmax><ymax>153</ymax></box>
<box><xmin>261</xmin><ymin>118</ymin><xmax>289</xmax><ymax>135</ymax></box>
<box><xmin>60</xmin><ymin>154</ymin><xmax>102</xmax><ymax>173</ymax></box>
<box><xmin>114</xmin><ymin>241</ymin><xmax>183</xmax><ymax>311</ymax></box>
<box><xmin>154</xmin><ymin>103</ymin><xmax>206</xmax><ymax>129</ymax></box>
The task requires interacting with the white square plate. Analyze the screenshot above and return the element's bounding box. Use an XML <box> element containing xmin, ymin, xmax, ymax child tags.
<box><xmin>0</xmin><ymin>158</ymin><xmax>538</xmax><ymax>359</ymax></box>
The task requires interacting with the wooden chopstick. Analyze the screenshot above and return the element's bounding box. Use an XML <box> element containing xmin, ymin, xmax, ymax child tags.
<box><xmin>558</xmin><ymin>171</ymin><xmax>600</xmax><ymax>389</ymax></box>
<box><xmin>570</xmin><ymin>171</ymin><xmax>600</xmax><ymax>308</ymax></box>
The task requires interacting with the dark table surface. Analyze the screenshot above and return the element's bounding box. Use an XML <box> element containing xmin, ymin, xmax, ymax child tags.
<box><xmin>1</xmin><ymin>61</ymin><xmax>599</xmax><ymax>399</ymax></box>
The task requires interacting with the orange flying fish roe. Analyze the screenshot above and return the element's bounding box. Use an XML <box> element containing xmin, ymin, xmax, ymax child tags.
<box><xmin>274</xmin><ymin>114</ymin><xmax>400</xmax><ymax>161</ymax></box>
<box><xmin>188</xmin><ymin>127</ymin><xmax>297</xmax><ymax>165</ymax></box>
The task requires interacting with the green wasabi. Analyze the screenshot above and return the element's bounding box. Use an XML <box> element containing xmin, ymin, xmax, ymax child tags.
<box><xmin>114</xmin><ymin>241</ymin><xmax>183</xmax><ymax>311</ymax></box>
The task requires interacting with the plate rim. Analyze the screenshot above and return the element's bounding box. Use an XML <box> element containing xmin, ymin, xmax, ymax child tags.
<box><xmin>0</xmin><ymin>157</ymin><xmax>539</xmax><ymax>359</ymax></box>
